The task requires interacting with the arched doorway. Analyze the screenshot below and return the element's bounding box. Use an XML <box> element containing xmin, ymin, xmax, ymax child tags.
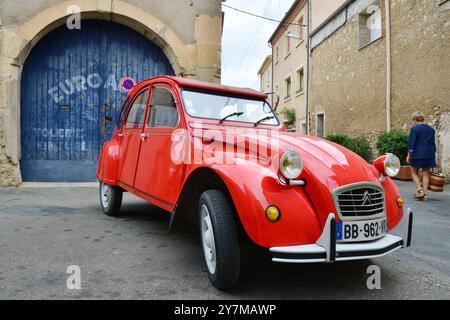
<box><xmin>20</xmin><ymin>20</ymin><xmax>174</xmax><ymax>182</ymax></box>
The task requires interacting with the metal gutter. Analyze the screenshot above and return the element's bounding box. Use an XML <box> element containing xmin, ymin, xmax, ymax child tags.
<box><xmin>306</xmin><ymin>0</ymin><xmax>311</xmax><ymax>134</ymax></box>
<box><xmin>385</xmin><ymin>0</ymin><xmax>392</xmax><ymax>132</ymax></box>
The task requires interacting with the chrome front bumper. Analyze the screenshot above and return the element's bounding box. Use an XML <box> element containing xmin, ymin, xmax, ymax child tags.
<box><xmin>270</xmin><ymin>209</ymin><xmax>413</xmax><ymax>263</ymax></box>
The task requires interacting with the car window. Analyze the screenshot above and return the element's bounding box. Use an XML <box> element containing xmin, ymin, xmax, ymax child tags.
<box><xmin>124</xmin><ymin>89</ymin><xmax>149</xmax><ymax>129</ymax></box>
<box><xmin>116</xmin><ymin>96</ymin><xmax>130</xmax><ymax>129</ymax></box>
<box><xmin>147</xmin><ymin>87</ymin><xmax>179</xmax><ymax>128</ymax></box>
<box><xmin>182</xmin><ymin>90</ymin><xmax>278</xmax><ymax>125</ymax></box>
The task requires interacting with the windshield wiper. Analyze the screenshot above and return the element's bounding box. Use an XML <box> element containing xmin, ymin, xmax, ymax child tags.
<box><xmin>219</xmin><ymin>112</ymin><xmax>244</xmax><ymax>123</ymax></box>
<box><xmin>254</xmin><ymin>116</ymin><xmax>275</xmax><ymax>126</ymax></box>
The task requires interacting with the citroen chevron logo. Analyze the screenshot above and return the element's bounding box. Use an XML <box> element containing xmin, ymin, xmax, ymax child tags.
<box><xmin>361</xmin><ymin>191</ymin><xmax>373</xmax><ymax>206</ymax></box>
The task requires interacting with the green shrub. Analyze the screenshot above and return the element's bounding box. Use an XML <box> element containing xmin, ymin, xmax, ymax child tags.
<box><xmin>279</xmin><ymin>107</ymin><xmax>296</xmax><ymax>125</ymax></box>
<box><xmin>376</xmin><ymin>131</ymin><xmax>409</xmax><ymax>165</ymax></box>
<box><xmin>325</xmin><ymin>134</ymin><xmax>349</xmax><ymax>146</ymax></box>
<box><xmin>326</xmin><ymin>134</ymin><xmax>373</xmax><ymax>162</ymax></box>
<box><xmin>344</xmin><ymin>137</ymin><xmax>373</xmax><ymax>162</ymax></box>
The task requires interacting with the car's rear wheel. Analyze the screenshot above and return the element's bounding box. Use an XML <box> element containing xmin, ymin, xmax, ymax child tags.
<box><xmin>199</xmin><ymin>189</ymin><xmax>240</xmax><ymax>290</ymax></box>
<box><xmin>99</xmin><ymin>181</ymin><xmax>123</xmax><ymax>216</ymax></box>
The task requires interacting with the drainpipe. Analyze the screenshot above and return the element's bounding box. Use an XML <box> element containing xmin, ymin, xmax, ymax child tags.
<box><xmin>269</xmin><ymin>42</ymin><xmax>274</xmax><ymax>107</ymax></box>
<box><xmin>385</xmin><ymin>0</ymin><xmax>392</xmax><ymax>132</ymax></box>
<box><xmin>306</xmin><ymin>0</ymin><xmax>311</xmax><ymax>135</ymax></box>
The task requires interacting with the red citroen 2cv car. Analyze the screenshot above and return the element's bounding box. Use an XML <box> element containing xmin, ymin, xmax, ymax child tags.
<box><xmin>97</xmin><ymin>76</ymin><xmax>413</xmax><ymax>289</ymax></box>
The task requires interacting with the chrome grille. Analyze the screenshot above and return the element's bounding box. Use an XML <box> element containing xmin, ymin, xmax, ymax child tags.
<box><xmin>332</xmin><ymin>183</ymin><xmax>386</xmax><ymax>221</ymax></box>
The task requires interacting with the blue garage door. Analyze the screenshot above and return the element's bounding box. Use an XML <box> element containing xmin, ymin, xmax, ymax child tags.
<box><xmin>20</xmin><ymin>20</ymin><xmax>174</xmax><ymax>182</ymax></box>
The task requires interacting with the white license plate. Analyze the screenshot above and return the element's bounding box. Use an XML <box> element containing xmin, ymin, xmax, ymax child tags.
<box><xmin>336</xmin><ymin>218</ymin><xmax>387</xmax><ymax>242</ymax></box>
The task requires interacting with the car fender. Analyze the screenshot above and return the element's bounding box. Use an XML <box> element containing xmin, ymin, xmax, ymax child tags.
<box><xmin>96</xmin><ymin>137</ymin><xmax>120</xmax><ymax>185</ymax></box>
<box><xmin>381</xmin><ymin>176</ymin><xmax>404</xmax><ymax>230</ymax></box>
<box><xmin>209</xmin><ymin>161</ymin><xmax>323</xmax><ymax>248</ymax></box>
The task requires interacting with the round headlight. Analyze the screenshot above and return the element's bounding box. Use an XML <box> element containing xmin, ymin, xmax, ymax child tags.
<box><xmin>384</xmin><ymin>153</ymin><xmax>400</xmax><ymax>177</ymax></box>
<box><xmin>280</xmin><ymin>150</ymin><xmax>303</xmax><ymax>180</ymax></box>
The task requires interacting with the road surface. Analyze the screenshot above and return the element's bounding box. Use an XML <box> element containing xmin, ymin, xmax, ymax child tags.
<box><xmin>0</xmin><ymin>181</ymin><xmax>449</xmax><ymax>299</ymax></box>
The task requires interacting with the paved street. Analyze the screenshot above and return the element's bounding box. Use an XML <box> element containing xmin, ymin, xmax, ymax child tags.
<box><xmin>0</xmin><ymin>181</ymin><xmax>449</xmax><ymax>299</ymax></box>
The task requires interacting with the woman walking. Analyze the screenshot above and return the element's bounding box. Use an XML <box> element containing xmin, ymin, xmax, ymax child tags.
<box><xmin>406</xmin><ymin>111</ymin><xmax>437</xmax><ymax>200</ymax></box>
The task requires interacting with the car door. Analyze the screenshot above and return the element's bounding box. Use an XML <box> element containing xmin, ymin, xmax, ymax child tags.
<box><xmin>133</xmin><ymin>85</ymin><xmax>185</xmax><ymax>209</ymax></box>
<box><xmin>117</xmin><ymin>87</ymin><xmax>150</xmax><ymax>188</ymax></box>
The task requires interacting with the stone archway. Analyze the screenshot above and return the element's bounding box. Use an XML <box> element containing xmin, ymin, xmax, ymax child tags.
<box><xmin>10</xmin><ymin>0</ymin><xmax>193</xmax><ymax>75</ymax></box>
<box><xmin>0</xmin><ymin>0</ymin><xmax>195</xmax><ymax>185</ymax></box>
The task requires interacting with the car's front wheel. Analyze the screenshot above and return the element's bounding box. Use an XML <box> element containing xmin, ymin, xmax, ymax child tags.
<box><xmin>199</xmin><ymin>190</ymin><xmax>240</xmax><ymax>290</ymax></box>
<box><xmin>99</xmin><ymin>181</ymin><xmax>123</xmax><ymax>216</ymax></box>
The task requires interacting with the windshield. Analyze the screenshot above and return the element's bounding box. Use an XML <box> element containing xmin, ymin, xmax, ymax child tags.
<box><xmin>181</xmin><ymin>90</ymin><xmax>279</xmax><ymax>125</ymax></box>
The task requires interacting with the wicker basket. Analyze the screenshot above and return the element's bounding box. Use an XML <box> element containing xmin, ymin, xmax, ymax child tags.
<box><xmin>429</xmin><ymin>169</ymin><xmax>445</xmax><ymax>192</ymax></box>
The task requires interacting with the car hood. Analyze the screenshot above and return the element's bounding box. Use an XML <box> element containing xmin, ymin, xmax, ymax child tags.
<box><xmin>193</xmin><ymin>125</ymin><xmax>382</xmax><ymax>227</ymax></box>
<box><xmin>237</xmin><ymin>130</ymin><xmax>382</xmax><ymax>227</ymax></box>
<box><xmin>274</xmin><ymin>132</ymin><xmax>380</xmax><ymax>186</ymax></box>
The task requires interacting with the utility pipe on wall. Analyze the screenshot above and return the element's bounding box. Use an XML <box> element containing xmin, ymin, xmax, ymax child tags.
<box><xmin>385</xmin><ymin>0</ymin><xmax>392</xmax><ymax>132</ymax></box>
<box><xmin>269</xmin><ymin>42</ymin><xmax>274</xmax><ymax>107</ymax></box>
<box><xmin>306</xmin><ymin>0</ymin><xmax>311</xmax><ymax>135</ymax></box>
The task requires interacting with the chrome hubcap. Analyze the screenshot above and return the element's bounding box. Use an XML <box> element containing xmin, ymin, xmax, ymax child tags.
<box><xmin>201</xmin><ymin>205</ymin><xmax>216</xmax><ymax>274</ymax></box>
<box><xmin>101</xmin><ymin>183</ymin><xmax>110</xmax><ymax>208</ymax></box>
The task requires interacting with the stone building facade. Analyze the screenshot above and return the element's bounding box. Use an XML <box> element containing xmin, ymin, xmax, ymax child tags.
<box><xmin>265</xmin><ymin>0</ymin><xmax>347</xmax><ymax>133</ymax></box>
<box><xmin>0</xmin><ymin>0</ymin><xmax>223</xmax><ymax>186</ymax></box>
<box><xmin>309</xmin><ymin>0</ymin><xmax>450</xmax><ymax>176</ymax></box>
<box><xmin>258</xmin><ymin>55</ymin><xmax>272</xmax><ymax>94</ymax></box>
<box><xmin>269</xmin><ymin>0</ymin><xmax>309</xmax><ymax>133</ymax></box>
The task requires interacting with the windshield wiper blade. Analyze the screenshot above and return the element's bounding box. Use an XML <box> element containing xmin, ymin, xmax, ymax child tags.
<box><xmin>254</xmin><ymin>116</ymin><xmax>275</xmax><ymax>126</ymax></box>
<box><xmin>219</xmin><ymin>112</ymin><xmax>244</xmax><ymax>123</ymax></box>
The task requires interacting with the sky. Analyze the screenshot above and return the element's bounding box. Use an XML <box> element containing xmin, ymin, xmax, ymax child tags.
<box><xmin>221</xmin><ymin>0</ymin><xmax>296</xmax><ymax>90</ymax></box>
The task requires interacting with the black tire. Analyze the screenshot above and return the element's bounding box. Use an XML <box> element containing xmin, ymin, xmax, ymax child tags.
<box><xmin>99</xmin><ymin>181</ymin><xmax>123</xmax><ymax>216</ymax></box>
<box><xmin>199</xmin><ymin>189</ymin><xmax>240</xmax><ymax>290</ymax></box>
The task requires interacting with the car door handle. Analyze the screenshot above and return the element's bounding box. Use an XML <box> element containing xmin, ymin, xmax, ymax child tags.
<box><xmin>118</xmin><ymin>133</ymin><xmax>124</xmax><ymax>137</ymax></box>
<box><xmin>140</xmin><ymin>133</ymin><xmax>147</xmax><ymax>141</ymax></box>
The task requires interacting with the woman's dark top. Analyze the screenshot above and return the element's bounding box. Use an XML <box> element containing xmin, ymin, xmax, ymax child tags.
<box><xmin>408</xmin><ymin>123</ymin><xmax>436</xmax><ymax>168</ymax></box>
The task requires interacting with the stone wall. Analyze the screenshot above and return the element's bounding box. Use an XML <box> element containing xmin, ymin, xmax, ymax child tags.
<box><xmin>310</xmin><ymin>0</ymin><xmax>387</xmax><ymax>137</ymax></box>
<box><xmin>390</xmin><ymin>0</ymin><xmax>450</xmax><ymax>177</ymax></box>
<box><xmin>310</xmin><ymin>0</ymin><xmax>450</xmax><ymax>178</ymax></box>
<box><xmin>0</xmin><ymin>0</ymin><xmax>222</xmax><ymax>186</ymax></box>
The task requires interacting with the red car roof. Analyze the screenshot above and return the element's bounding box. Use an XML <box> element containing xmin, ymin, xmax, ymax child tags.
<box><xmin>158</xmin><ymin>76</ymin><xmax>268</xmax><ymax>100</ymax></box>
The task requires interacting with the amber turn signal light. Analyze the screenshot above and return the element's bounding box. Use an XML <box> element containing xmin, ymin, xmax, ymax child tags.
<box><xmin>396</xmin><ymin>196</ymin><xmax>405</xmax><ymax>208</ymax></box>
<box><xmin>266</xmin><ymin>205</ymin><xmax>281</xmax><ymax>222</ymax></box>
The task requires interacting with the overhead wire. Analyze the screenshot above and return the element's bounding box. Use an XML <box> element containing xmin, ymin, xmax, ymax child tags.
<box><xmin>230</xmin><ymin>0</ymin><xmax>273</xmax><ymax>86</ymax></box>
<box><xmin>223</xmin><ymin>3</ymin><xmax>306</xmax><ymax>27</ymax></box>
